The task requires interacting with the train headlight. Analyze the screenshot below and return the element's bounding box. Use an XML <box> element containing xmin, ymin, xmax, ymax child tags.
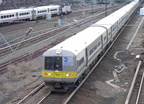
<box><xmin>66</xmin><ymin>73</ymin><xmax>73</xmax><ymax>77</ymax></box>
<box><xmin>66</xmin><ymin>74</ymin><xmax>69</xmax><ymax>76</ymax></box>
<box><xmin>48</xmin><ymin>73</ymin><xmax>51</xmax><ymax>75</ymax></box>
<box><xmin>44</xmin><ymin>72</ymin><xmax>51</xmax><ymax>76</ymax></box>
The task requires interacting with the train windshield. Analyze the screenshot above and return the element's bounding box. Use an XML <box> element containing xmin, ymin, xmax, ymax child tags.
<box><xmin>45</xmin><ymin>57</ymin><xmax>62</xmax><ymax>71</ymax></box>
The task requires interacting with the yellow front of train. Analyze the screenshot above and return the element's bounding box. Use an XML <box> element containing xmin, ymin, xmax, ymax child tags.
<box><xmin>42</xmin><ymin>49</ymin><xmax>78</xmax><ymax>91</ymax></box>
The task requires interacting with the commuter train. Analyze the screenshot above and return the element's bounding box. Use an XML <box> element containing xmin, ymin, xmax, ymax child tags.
<box><xmin>42</xmin><ymin>0</ymin><xmax>139</xmax><ymax>91</ymax></box>
<box><xmin>0</xmin><ymin>5</ymin><xmax>72</xmax><ymax>23</ymax></box>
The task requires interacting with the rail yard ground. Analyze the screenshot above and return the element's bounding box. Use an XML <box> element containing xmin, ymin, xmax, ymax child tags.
<box><xmin>0</xmin><ymin>3</ymin><xmax>144</xmax><ymax>104</ymax></box>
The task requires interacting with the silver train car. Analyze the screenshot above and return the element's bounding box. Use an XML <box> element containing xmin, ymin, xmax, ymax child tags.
<box><xmin>0</xmin><ymin>5</ymin><xmax>72</xmax><ymax>23</ymax></box>
<box><xmin>42</xmin><ymin>0</ymin><xmax>139</xmax><ymax>91</ymax></box>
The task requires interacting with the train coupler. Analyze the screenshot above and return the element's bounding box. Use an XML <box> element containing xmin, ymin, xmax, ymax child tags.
<box><xmin>54</xmin><ymin>83</ymin><xmax>61</xmax><ymax>88</ymax></box>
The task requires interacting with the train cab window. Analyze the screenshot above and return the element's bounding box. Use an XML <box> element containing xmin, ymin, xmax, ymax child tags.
<box><xmin>45</xmin><ymin>57</ymin><xmax>62</xmax><ymax>71</ymax></box>
<box><xmin>54</xmin><ymin>57</ymin><xmax>62</xmax><ymax>71</ymax></box>
<box><xmin>45</xmin><ymin>57</ymin><xmax>53</xmax><ymax>70</ymax></box>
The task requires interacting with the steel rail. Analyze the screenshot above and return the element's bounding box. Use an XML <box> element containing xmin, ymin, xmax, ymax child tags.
<box><xmin>136</xmin><ymin>72</ymin><xmax>144</xmax><ymax>104</ymax></box>
<box><xmin>124</xmin><ymin>61</ymin><xmax>142</xmax><ymax>104</ymax></box>
<box><xmin>37</xmin><ymin>92</ymin><xmax>51</xmax><ymax>104</ymax></box>
<box><xmin>17</xmin><ymin>82</ymin><xmax>45</xmax><ymax>104</ymax></box>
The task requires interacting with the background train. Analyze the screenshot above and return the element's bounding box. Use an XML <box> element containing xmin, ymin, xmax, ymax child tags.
<box><xmin>0</xmin><ymin>4</ymin><xmax>72</xmax><ymax>23</ymax></box>
<box><xmin>42</xmin><ymin>0</ymin><xmax>139</xmax><ymax>91</ymax></box>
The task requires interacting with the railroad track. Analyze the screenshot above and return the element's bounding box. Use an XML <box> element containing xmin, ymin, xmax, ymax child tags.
<box><xmin>136</xmin><ymin>72</ymin><xmax>144</xmax><ymax>104</ymax></box>
<box><xmin>38</xmin><ymin>89</ymin><xmax>74</xmax><ymax>104</ymax></box>
<box><xmin>17</xmin><ymin>82</ymin><xmax>45</xmax><ymax>104</ymax></box>
<box><xmin>17</xmin><ymin>82</ymin><xmax>74</xmax><ymax>104</ymax></box>
<box><xmin>126</xmin><ymin>61</ymin><xmax>144</xmax><ymax>104</ymax></box>
<box><xmin>0</xmin><ymin>25</ymin><xmax>70</xmax><ymax>57</ymax></box>
<box><xmin>137</xmin><ymin>72</ymin><xmax>144</xmax><ymax>104</ymax></box>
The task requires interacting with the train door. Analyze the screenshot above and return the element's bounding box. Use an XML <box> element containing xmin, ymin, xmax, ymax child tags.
<box><xmin>101</xmin><ymin>35</ymin><xmax>104</xmax><ymax>50</ymax></box>
<box><xmin>85</xmin><ymin>48</ymin><xmax>88</xmax><ymax>66</ymax></box>
<box><xmin>16</xmin><ymin>13</ymin><xmax>18</xmax><ymax>19</ymax></box>
<box><xmin>31</xmin><ymin>9</ymin><xmax>36</xmax><ymax>20</ymax></box>
<box><xmin>48</xmin><ymin>8</ymin><xmax>49</xmax><ymax>13</ymax></box>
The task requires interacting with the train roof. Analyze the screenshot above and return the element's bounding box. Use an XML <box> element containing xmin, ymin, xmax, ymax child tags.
<box><xmin>93</xmin><ymin>13</ymin><xmax>120</xmax><ymax>29</ymax></box>
<box><xmin>93</xmin><ymin>0</ymin><xmax>138</xmax><ymax>29</ymax></box>
<box><xmin>0</xmin><ymin>8</ymin><xmax>33</xmax><ymax>14</ymax></box>
<box><xmin>35</xmin><ymin>6</ymin><xmax>50</xmax><ymax>9</ymax></box>
<box><xmin>120</xmin><ymin>0</ymin><xmax>138</xmax><ymax>11</ymax></box>
<box><xmin>48</xmin><ymin>5</ymin><xmax>60</xmax><ymax>8</ymax></box>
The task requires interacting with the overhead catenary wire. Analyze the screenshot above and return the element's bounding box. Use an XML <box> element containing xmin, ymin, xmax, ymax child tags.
<box><xmin>0</xmin><ymin>33</ymin><xmax>15</xmax><ymax>52</ymax></box>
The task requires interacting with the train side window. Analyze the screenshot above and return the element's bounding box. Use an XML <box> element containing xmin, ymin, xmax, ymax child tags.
<box><xmin>98</xmin><ymin>41</ymin><xmax>101</xmax><ymax>46</ymax></box>
<box><xmin>104</xmin><ymin>36</ymin><xmax>107</xmax><ymax>41</ymax></box>
<box><xmin>45</xmin><ymin>57</ymin><xmax>53</xmax><ymax>70</ymax></box>
<box><xmin>89</xmin><ymin>48</ymin><xmax>93</xmax><ymax>55</ymax></box>
<box><xmin>79</xmin><ymin>57</ymin><xmax>84</xmax><ymax>66</ymax></box>
<box><xmin>94</xmin><ymin>45</ymin><xmax>97</xmax><ymax>50</ymax></box>
<box><xmin>109</xmin><ymin>32</ymin><xmax>111</xmax><ymax>36</ymax></box>
<box><xmin>50</xmin><ymin>9</ymin><xmax>57</xmax><ymax>11</ymax></box>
